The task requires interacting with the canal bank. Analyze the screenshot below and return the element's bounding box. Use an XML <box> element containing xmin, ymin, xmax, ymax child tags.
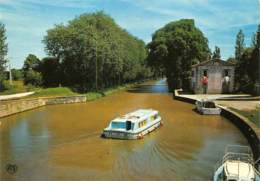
<box><xmin>0</xmin><ymin>81</ymin><xmax>148</xmax><ymax>118</ymax></box>
<box><xmin>0</xmin><ymin>79</ymin><xmax>249</xmax><ymax>180</ymax></box>
<box><xmin>174</xmin><ymin>89</ymin><xmax>260</xmax><ymax>161</ymax></box>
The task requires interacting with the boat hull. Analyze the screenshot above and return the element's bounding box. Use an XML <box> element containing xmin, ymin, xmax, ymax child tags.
<box><xmin>197</xmin><ymin>107</ymin><xmax>221</xmax><ymax>115</ymax></box>
<box><xmin>102</xmin><ymin>121</ymin><xmax>162</xmax><ymax>140</ymax></box>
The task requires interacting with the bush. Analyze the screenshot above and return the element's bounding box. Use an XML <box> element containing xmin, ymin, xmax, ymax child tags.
<box><xmin>24</xmin><ymin>70</ymin><xmax>42</xmax><ymax>87</ymax></box>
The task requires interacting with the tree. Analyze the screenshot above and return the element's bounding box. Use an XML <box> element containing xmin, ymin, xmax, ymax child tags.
<box><xmin>251</xmin><ymin>33</ymin><xmax>257</xmax><ymax>48</ymax></box>
<box><xmin>40</xmin><ymin>57</ymin><xmax>61</xmax><ymax>87</ymax></box>
<box><xmin>11</xmin><ymin>69</ymin><xmax>23</xmax><ymax>80</ymax></box>
<box><xmin>212</xmin><ymin>46</ymin><xmax>221</xmax><ymax>59</ymax></box>
<box><xmin>257</xmin><ymin>24</ymin><xmax>260</xmax><ymax>48</ymax></box>
<box><xmin>147</xmin><ymin>19</ymin><xmax>210</xmax><ymax>90</ymax></box>
<box><xmin>23</xmin><ymin>54</ymin><xmax>42</xmax><ymax>86</ymax></box>
<box><xmin>0</xmin><ymin>22</ymin><xmax>8</xmax><ymax>91</ymax></box>
<box><xmin>235</xmin><ymin>30</ymin><xmax>245</xmax><ymax>61</ymax></box>
<box><xmin>23</xmin><ymin>54</ymin><xmax>41</xmax><ymax>72</ymax></box>
<box><xmin>235</xmin><ymin>47</ymin><xmax>254</xmax><ymax>92</ymax></box>
<box><xmin>43</xmin><ymin>12</ymin><xmax>148</xmax><ymax>91</ymax></box>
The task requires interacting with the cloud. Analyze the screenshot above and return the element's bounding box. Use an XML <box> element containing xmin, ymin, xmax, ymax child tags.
<box><xmin>1</xmin><ymin>0</ymin><xmax>260</xmax><ymax>67</ymax></box>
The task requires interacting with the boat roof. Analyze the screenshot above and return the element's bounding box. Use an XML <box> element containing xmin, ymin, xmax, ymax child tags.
<box><xmin>112</xmin><ymin>109</ymin><xmax>158</xmax><ymax>123</ymax></box>
<box><xmin>224</xmin><ymin>160</ymin><xmax>255</xmax><ymax>179</ymax></box>
<box><xmin>197</xmin><ymin>98</ymin><xmax>215</xmax><ymax>102</ymax></box>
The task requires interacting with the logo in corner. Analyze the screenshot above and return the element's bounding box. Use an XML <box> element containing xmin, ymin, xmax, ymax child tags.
<box><xmin>6</xmin><ymin>164</ymin><xmax>18</xmax><ymax>175</ymax></box>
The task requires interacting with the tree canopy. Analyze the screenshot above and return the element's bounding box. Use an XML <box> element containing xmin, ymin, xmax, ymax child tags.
<box><xmin>43</xmin><ymin>12</ymin><xmax>150</xmax><ymax>91</ymax></box>
<box><xmin>23</xmin><ymin>54</ymin><xmax>42</xmax><ymax>86</ymax></box>
<box><xmin>212</xmin><ymin>46</ymin><xmax>221</xmax><ymax>59</ymax></box>
<box><xmin>235</xmin><ymin>30</ymin><xmax>245</xmax><ymax>61</ymax></box>
<box><xmin>147</xmin><ymin>19</ymin><xmax>210</xmax><ymax>90</ymax></box>
<box><xmin>0</xmin><ymin>22</ymin><xmax>7</xmax><ymax>90</ymax></box>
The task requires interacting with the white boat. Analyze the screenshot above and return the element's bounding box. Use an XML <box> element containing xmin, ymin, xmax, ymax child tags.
<box><xmin>102</xmin><ymin>109</ymin><xmax>162</xmax><ymax>139</ymax></box>
<box><xmin>195</xmin><ymin>99</ymin><xmax>221</xmax><ymax>115</ymax></box>
<box><xmin>214</xmin><ymin>145</ymin><xmax>260</xmax><ymax>181</ymax></box>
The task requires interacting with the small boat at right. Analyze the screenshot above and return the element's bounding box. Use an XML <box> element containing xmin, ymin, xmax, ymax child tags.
<box><xmin>195</xmin><ymin>99</ymin><xmax>221</xmax><ymax>115</ymax></box>
<box><xmin>214</xmin><ymin>145</ymin><xmax>260</xmax><ymax>181</ymax></box>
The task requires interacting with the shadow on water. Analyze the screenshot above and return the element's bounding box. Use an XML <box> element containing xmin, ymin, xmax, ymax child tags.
<box><xmin>127</xmin><ymin>79</ymin><xmax>169</xmax><ymax>93</ymax></box>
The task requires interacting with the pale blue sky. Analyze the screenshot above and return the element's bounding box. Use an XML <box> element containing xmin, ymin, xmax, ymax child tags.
<box><xmin>0</xmin><ymin>0</ymin><xmax>260</xmax><ymax>68</ymax></box>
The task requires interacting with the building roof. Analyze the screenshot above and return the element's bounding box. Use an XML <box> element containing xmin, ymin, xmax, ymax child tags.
<box><xmin>192</xmin><ymin>58</ymin><xmax>235</xmax><ymax>68</ymax></box>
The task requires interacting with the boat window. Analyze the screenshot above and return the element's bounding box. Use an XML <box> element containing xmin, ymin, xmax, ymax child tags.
<box><xmin>139</xmin><ymin>120</ymin><xmax>147</xmax><ymax>128</ymax></box>
<box><xmin>126</xmin><ymin>121</ymin><xmax>131</xmax><ymax>131</ymax></box>
<box><xmin>111</xmin><ymin>122</ymin><xmax>125</xmax><ymax>129</ymax></box>
<box><xmin>204</xmin><ymin>102</ymin><xmax>216</xmax><ymax>108</ymax></box>
<box><xmin>151</xmin><ymin>116</ymin><xmax>155</xmax><ymax>121</ymax></box>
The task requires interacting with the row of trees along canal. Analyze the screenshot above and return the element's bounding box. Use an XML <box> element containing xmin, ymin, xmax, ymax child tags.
<box><xmin>0</xmin><ymin>11</ymin><xmax>260</xmax><ymax>93</ymax></box>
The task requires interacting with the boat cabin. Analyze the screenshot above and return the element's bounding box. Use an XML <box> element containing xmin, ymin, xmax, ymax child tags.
<box><xmin>103</xmin><ymin>109</ymin><xmax>162</xmax><ymax>139</ymax></box>
<box><xmin>216</xmin><ymin>161</ymin><xmax>255</xmax><ymax>181</ymax></box>
<box><xmin>109</xmin><ymin>109</ymin><xmax>159</xmax><ymax>131</ymax></box>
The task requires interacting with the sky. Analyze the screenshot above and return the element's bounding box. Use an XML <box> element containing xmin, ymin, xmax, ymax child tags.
<box><xmin>0</xmin><ymin>0</ymin><xmax>260</xmax><ymax>68</ymax></box>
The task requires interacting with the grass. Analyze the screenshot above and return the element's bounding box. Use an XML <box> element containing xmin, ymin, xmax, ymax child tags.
<box><xmin>0</xmin><ymin>80</ymin><xmax>30</xmax><ymax>95</ymax></box>
<box><xmin>1</xmin><ymin>80</ymin><xmax>141</xmax><ymax>101</ymax></box>
<box><xmin>30</xmin><ymin>87</ymin><xmax>79</xmax><ymax>97</ymax></box>
<box><xmin>230</xmin><ymin>108</ymin><xmax>260</xmax><ymax>128</ymax></box>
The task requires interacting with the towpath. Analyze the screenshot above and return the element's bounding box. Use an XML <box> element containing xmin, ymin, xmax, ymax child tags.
<box><xmin>0</xmin><ymin>92</ymin><xmax>34</xmax><ymax>101</ymax></box>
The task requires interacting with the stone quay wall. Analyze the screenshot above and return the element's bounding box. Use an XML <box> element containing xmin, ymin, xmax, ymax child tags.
<box><xmin>174</xmin><ymin>89</ymin><xmax>260</xmax><ymax>161</ymax></box>
<box><xmin>0</xmin><ymin>96</ymin><xmax>87</xmax><ymax>118</ymax></box>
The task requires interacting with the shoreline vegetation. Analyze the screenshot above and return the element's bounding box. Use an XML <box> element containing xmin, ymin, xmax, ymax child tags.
<box><xmin>0</xmin><ymin>79</ymin><xmax>150</xmax><ymax>102</ymax></box>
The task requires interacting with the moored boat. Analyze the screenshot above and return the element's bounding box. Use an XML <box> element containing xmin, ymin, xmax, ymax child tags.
<box><xmin>195</xmin><ymin>99</ymin><xmax>221</xmax><ymax>115</ymax></box>
<box><xmin>102</xmin><ymin>109</ymin><xmax>162</xmax><ymax>139</ymax></box>
<box><xmin>214</xmin><ymin>145</ymin><xmax>260</xmax><ymax>181</ymax></box>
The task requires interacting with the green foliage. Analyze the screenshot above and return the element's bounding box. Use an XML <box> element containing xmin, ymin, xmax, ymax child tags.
<box><xmin>23</xmin><ymin>54</ymin><xmax>42</xmax><ymax>86</ymax></box>
<box><xmin>0</xmin><ymin>22</ymin><xmax>8</xmax><ymax>91</ymax></box>
<box><xmin>235</xmin><ymin>48</ymin><xmax>254</xmax><ymax>91</ymax></box>
<box><xmin>32</xmin><ymin>87</ymin><xmax>78</xmax><ymax>97</ymax></box>
<box><xmin>212</xmin><ymin>46</ymin><xmax>221</xmax><ymax>59</ymax></box>
<box><xmin>257</xmin><ymin>24</ymin><xmax>260</xmax><ymax>48</ymax></box>
<box><xmin>12</xmin><ymin>69</ymin><xmax>23</xmax><ymax>80</ymax></box>
<box><xmin>251</xmin><ymin>33</ymin><xmax>257</xmax><ymax>48</ymax></box>
<box><xmin>23</xmin><ymin>54</ymin><xmax>41</xmax><ymax>72</ymax></box>
<box><xmin>147</xmin><ymin>19</ymin><xmax>210</xmax><ymax>90</ymax></box>
<box><xmin>0</xmin><ymin>80</ymin><xmax>28</xmax><ymax>95</ymax></box>
<box><xmin>24</xmin><ymin>69</ymin><xmax>42</xmax><ymax>86</ymax></box>
<box><xmin>40</xmin><ymin>57</ymin><xmax>61</xmax><ymax>87</ymax></box>
<box><xmin>43</xmin><ymin>12</ymin><xmax>150</xmax><ymax>91</ymax></box>
<box><xmin>235</xmin><ymin>29</ymin><xmax>245</xmax><ymax>61</ymax></box>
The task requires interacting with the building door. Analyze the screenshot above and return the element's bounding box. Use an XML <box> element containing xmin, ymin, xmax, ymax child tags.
<box><xmin>208</xmin><ymin>68</ymin><xmax>222</xmax><ymax>93</ymax></box>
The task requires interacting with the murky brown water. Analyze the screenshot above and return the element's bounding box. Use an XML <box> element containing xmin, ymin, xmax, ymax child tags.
<box><xmin>0</xmin><ymin>79</ymin><xmax>248</xmax><ymax>181</ymax></box>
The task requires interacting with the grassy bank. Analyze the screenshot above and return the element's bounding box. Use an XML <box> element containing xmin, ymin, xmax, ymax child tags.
<box><xmin>10</xmin><ymin>81</ymin><xmax>142</xmax><ymax>101</ymax></box>
<box><xmin>230</xmin><ymin>108</ymin><xmax>260</xmax><ymax>128</ymax></box>
<box><xmin>0</xmin><ymin>79</ymin><xmax>147</xmax><ymax>101</ymax></box>
<box><xmin>0</xmin><ymin>80</ymin><xmax>31</xmax><ymax>95</ymax></box>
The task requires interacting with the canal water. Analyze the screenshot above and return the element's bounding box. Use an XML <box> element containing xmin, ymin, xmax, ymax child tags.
<box><xmin>0</xmin><ymin>79</ymin><xmax>248</xmax><ymax>180</ymax></box>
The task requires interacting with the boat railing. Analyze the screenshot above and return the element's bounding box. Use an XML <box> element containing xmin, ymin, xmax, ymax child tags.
<box><xmin>214</xmin><ymin>145</ymin><xmax>260</xmax><ymax>177</ymax></box>
<box><xmin>214</xmin><ymin>152</ymin><xmax>254</xmax><ymax>171</ymax></box>
<box><xmin>225</xmin><ymin>145</ymin><xmax>251</xmax><ymax>155</ymax></box>
<box><xmin>254</xmin><ymin>167</ymin><xmax>260</xmax><ymax>177</ymax></box>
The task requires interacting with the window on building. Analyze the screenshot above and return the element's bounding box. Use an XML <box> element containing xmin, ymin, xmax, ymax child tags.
<box><xmin>224</xmin><ymin>69</ymin><xmax>229</xmax><ymax>77</ymax></box>
<box><xmin>203</xmin><ymin>70</ymin><xmax>208</xmax><ymax>77</ymax></box>
<box><xmin>192</xmin><ymin>71</ymin><xmax>194</xmax><ymax>77</ymax></box>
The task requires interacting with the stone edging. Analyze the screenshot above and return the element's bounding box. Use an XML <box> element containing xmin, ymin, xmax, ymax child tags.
<box><xmin>174</xmin><ymin>89</ymin><xmax>260</xmax><ymax>161</ymax></box>
<box><xmin>0</xmin><ymin>95</ymin><xmax>87</xmax><ymax>118</ymax></box>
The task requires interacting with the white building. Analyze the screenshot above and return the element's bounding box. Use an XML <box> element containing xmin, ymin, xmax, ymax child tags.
<box><xmin>191</xmin><ymin>58</ymin><xmax>235</xmax><ymax>94</ymax></box>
